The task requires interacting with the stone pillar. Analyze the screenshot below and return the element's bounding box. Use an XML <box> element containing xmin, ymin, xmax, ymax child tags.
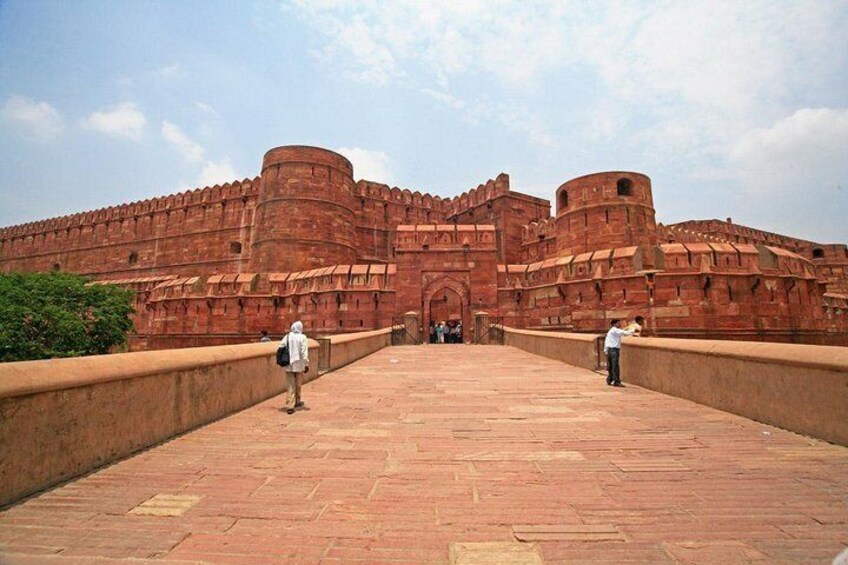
<box><xmin>474</xmin><ymin>311</ymin><xmax>490</xmax><ymax>345</ymax></box>
<box><xmin>403</xmin><ymin>311</ymin><xmax>420</xmax><ymax>345</ymax></box>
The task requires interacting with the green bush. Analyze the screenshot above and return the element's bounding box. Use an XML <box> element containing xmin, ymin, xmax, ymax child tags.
<box><xmin>0</xmin><ymin>272</ymin><xmax>135</xmax><ymax>362</ymax></box>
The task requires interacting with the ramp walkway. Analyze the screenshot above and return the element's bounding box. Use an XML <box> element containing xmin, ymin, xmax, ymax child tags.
<box><xmin>1</xmin><ymin>345</ymin><xmax>846</xmax><ymax>564</ymax></box>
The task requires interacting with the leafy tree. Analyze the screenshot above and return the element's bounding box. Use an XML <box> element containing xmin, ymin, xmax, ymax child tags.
<box><xmin>0</xmin><ymin>272</ymin><xmax>135</xmax><ymax>362</ymax></box>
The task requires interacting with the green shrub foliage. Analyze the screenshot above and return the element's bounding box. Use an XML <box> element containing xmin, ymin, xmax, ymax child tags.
<box><xmin>0</xmin><ymin>273</ymin><xmax>135</xmax><ymax>362</ymax></box>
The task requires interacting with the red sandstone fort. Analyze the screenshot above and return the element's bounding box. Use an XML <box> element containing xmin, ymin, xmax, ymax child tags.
<box><xmin>1</xmin><ymin>145</ymin><xmax>846</xmax><ymax>348</ymax></box>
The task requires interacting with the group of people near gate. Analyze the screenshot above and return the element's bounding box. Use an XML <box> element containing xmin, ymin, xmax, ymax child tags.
<box><xmin>428</xmin><ymin>320</ymin><xmax>462</xmax><ymax>344</ymax></box>
<box><xmin>257</xmin><ymin>313</ymin><xmax>645</xmax><ymax>417</ymax></box>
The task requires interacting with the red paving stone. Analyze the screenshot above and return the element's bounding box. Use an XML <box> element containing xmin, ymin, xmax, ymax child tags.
<box><xmin>1</xmin><ymin>345</ymin><xmax>847</xmax><ymax>564</ymax></box>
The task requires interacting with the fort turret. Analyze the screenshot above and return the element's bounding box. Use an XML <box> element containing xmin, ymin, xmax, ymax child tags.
<box><xmin>555</xmin><ymin>171</ymin><xmax>658</xmax><ymax>256</ymax></box>
<box><xmin>250</xmin><ymin>146</ymin><xmax>357</xmax><ymax>272</ymax></box>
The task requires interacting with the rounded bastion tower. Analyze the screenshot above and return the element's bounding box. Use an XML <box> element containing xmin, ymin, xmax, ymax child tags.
<box><xmin>555</xmin><ymin>171</ymin><xmax>658</xmax><ymax>256</ymax></box>
<box><xmin>250</xmin><ymin>146</ymin><xmax>357</xmax><ymax>273</ymax></box>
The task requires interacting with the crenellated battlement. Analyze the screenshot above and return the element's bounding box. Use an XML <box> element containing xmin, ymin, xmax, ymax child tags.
<box><xmin>0</xmin><ymin>177</ymin><xmax>260</xmax><ymax>240</ymax></box>
<box><xmin>353</xmin><ymin>180</ymin><xmax>450</xmax><ymax>213</ymax></box>
<box><xmin>446</xmin><ymin>173</ymin><xmax>511</xmax><ymax>216</ymax></box>
<box><xmin>521</xmin><ymin>217</ymin><xmax>557</xmax><ymax>243</ymax></box>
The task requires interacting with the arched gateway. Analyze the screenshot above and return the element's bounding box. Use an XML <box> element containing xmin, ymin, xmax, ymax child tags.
<box><xmin>423</xmin><ymin>275</ymin><xmax>470</xmax><ymax>339</ymax></box>
<box><xmin>393</xmin><ymin>224</ymin><xmax>500</xmax><ymax>344</ymax></box>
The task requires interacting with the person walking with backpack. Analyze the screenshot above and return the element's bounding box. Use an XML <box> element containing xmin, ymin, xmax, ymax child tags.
<box><xmin>279</xmin><ymin>320</ymin><xmax>309</xmax><ymax>414</ymax></box>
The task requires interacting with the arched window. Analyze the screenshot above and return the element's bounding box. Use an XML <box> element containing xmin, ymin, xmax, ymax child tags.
<box><xmin>812</xmin><ymin>248</ymin><xmax>824</xmax><ymax>259</ymax></box>
<box><xmin>128</xmin><ymin>251</ymin><xmax>138</xmax><ymax>265</ymax></box>
<box><xmin>230</xmin><ymin>241</ymin><xmax>242</xmax><ymax>254</ymax></box>
<box><xmin>558</xmin><ymin>190</ymin><xmax>568</xmax><ymax>211</ymax></box>
<box><xmin>617</xmin><ymin>178</ymin><xmax>633</xmax><ymax>196</ymax></box>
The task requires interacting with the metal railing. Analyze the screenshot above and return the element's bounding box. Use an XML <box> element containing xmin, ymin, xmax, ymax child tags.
<box><xmin>595</xmin><ymin>335</ymin><xmax>607</xmax><ymax>371</ymax></box>
<box><xmin>391</xmin><ymin>318</ymin><xmax>421</xmax><ymax>345</ymax></box>
<box><xmin>474</xmin><ymin>317</ymin><xmax>505</xmax><ymax>344</ymax></box>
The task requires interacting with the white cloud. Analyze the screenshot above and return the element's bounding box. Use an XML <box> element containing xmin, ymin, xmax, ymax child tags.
<box><xmin>288</xmin><ymin>1</ymin><xmax>847</xmax><ymax>239</ymax></box>
<box><xmin>421</xmin><ymin>88</ymin><xmax>465</xmax><ymax>109</ymax></box>
<box><xmin>286</xmin><ymin>1</ymin><xmax>575</xmax><ymax>87</ymax></box>
<box><xmin>155</xmin><ymin>64</ymin><xmax>181</xmax><ymax>78</ymax></box>
<box><xmin>496</xmin><ymin>105</ymin><xmax>555</xmax><ymax>149</ymax></box>
<box><xmin>1</xmin><ymin>95</ymin><xmax>64</xmax><ymax>141</ymax></box>
<box><xmin>160</xmin><ymin>119</ymin><xmax>239</xmax><ymax>189</ymax></box>
<box><xmin>288</xmin><ymin>1</ymin><xmax>847</xmax><ymax>148</ymax></box>
<box><xmin>196</xmin><ymin>158</ymin><xmax>238</xmax><ymax>188</ymax></box>
<box><xmin>729</xmin><ymin>107</ymin><xmax>848</xmax><ymax>195</ymax></box>
<box><xmin>82</xmin><ymin>102</ymin><xmax>146</xmax><ymax>141</ymax></box>
<box><xmin>337</xmin><ymin>146</ymin><xmax>395</xmax><ymax>184</ymax></box>
<box><xmin>161</xmin><ymin>120</ymin><xmax>205</xmax><ymax>163</ymax></box>
<box><xmin>194</xmin><ymin>101</ymin><xmax>216</xmax><ymax>114</ymax></box>
<box><xmin>727</xmin><ymin>107</ymin><xmax>848</xmax><ymax>241</ymax></box>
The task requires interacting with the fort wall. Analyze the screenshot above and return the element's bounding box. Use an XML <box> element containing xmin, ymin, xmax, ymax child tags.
<box><xmin>446</xmin><ymin>173</ymin><xmax>551</xmax><ymax>263</ymax></box>
<box><xmin>106</xmin><ymin>263</ymin><xmax>398</xmax><ymax>350</ymax></box>
<box><xmin>1</xmin><ymin>144</ymin><xmax>846</xmax><ymax>348</ymax></box>
<box><xmin>495</xmin><ymin>242</ymin><xmax>847</xmax><ymax>344</ymax></box>
<box><xmin>669</xmin><ymin>218</ymin><xmax>848</xmax><ymax>296</ymax></box>
<box><xmin>351</xmin><ymin>180</ymin><xmax>450</xmax><ymax>262</ymax></box>
<box><xmin>520</xmin><ymin>217</ymin><xmax>557</xmax><ymax>263</ymax></box>
<box><xmin>0</xmin><ymin>179</ymin><xmax>259</xmax><ymax>278</ymax></box>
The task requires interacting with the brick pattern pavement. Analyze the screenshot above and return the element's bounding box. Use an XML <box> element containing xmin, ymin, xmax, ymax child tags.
<box><xmin>1</xmin><ymin>345</ymin><xmax>847</xmax><ymax>564</ymax></box>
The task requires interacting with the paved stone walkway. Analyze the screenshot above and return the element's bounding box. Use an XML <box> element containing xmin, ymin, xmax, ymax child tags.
<box><xmin>1</xmin><ymin>345</ymin><xmax>847</xmax><ymax>564</ymax></box>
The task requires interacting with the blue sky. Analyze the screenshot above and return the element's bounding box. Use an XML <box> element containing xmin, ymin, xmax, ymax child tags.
<box><xmin>1</xmin><ymin>0</ymin><xmax>847</xmax><ymax>243</ymax></box>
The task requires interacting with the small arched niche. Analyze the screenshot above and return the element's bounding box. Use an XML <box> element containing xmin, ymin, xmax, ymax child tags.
<box><xmin>617</xmin><ymin>178</ymin><xmax>634</xmax><ymax>197</ymax></box>
<box><xmin>812</xmin><ymin>248</ymin><xmax>824</xmax><ymax>259</ymax></box>
<box><xmin>558</xmin><ymin>190</ymin><xmax>569</xmax><ymax>211</ymax></box>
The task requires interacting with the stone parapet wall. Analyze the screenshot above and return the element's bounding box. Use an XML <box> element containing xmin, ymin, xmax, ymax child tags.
<box><xmin>0</xmin><ymin>328</ymin><xmax>392</xmax><ymax>507</ymax></box>
<box><xmin>325</xmin><ymin>327</ymin><xmax>391</xmax><ymax>370</ymax></box>
<box><xmin>497</xmin><ymin>326</ymin><xmax>848</xmax><ymax>446</ymax></box>
<box><xmin>496</xmin><ymin>326</ymin><xmax>601</xmax><ymax>370</ymax></box>
<box><xmin>621</xmin><ymin>337</ymin><xmax>848</xmax><ymax>446</ymax></box>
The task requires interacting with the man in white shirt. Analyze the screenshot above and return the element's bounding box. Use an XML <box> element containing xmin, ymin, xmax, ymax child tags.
<box><xmin>604</xmin><ymin>319</ymin><xmax>635</xmax><ymax>387</ymax></box>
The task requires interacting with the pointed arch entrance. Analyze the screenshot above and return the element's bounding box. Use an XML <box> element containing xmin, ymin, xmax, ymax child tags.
<box><xmin>429</xmin><ymin>287</ymin><xmax>462</xmax><ymax>325</ymax></box>
<box><xmin>422</xmin><ymin>275</ymin><xmax>470</xmax><ymax>343</ymax></box>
